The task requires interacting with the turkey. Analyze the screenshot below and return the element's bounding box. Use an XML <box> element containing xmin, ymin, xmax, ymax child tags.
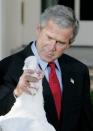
<box><xmin>0</xmin><ymin>56</ymin><xmax>56</xmax><ymax>131</ymax></box>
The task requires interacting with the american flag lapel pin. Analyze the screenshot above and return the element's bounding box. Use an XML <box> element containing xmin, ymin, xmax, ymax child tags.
<box><xmin>70</xmin><ymin>78</ymin><xmax>74</xmax><ymax>84</ymax></box>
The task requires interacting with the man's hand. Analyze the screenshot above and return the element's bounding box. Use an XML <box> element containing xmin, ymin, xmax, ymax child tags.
<box><xmin>14</xmin><ymin>69</ymin><xmax>44</xmax><ymax>97</ymax></box>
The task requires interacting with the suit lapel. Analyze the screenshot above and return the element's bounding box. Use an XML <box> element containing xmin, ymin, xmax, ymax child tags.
<box><xmin>42</xmin><ymin>76</ymin><xmax>59</xmax><ymax>126</ymax></box>
<box><xmin>58</xmin><ymin>56</ymin><xmax>70</xmax><ymax>123</ymax></box>
<box><xmin>58</xmin><ymin>54</ymin><xmax>79</xmax><ymax>130</ymax></box>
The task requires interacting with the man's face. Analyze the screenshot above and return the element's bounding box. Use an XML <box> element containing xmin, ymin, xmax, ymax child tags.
<box><xmin>36</xmin><ymin>20</ymin><xmax>73</xmax><ymax>63</ymax></box>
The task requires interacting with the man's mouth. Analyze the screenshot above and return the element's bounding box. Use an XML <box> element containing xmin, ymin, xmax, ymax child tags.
<box><xmin>47</xmin><ymin>53</ymin><xmax>54</xmax><ymax>58</ymax></box>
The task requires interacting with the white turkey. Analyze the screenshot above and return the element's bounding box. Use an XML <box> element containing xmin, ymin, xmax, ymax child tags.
<box><xmin>0</xmin><ymin>56</ymin><xmax>56</xmax><ymax>131</ymax></box>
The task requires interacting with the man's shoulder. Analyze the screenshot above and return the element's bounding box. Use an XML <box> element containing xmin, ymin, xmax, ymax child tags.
<box><xmin>5</xmin><ymin>41</ymin><xmax>34</xmax><ymax>61</ymax></box>
<box><xmin>12</xmin><ymin>42</ymin><xmax>33</xmax><ymax>58</ymax></box>
<box><xmin>60</xmin><ymin>53</ymin><xmax>88</xmax><ymax>71</ymax></box>
<box><xmin>0</xmin><ymin>42</ymin><xmax>33</xmax><ymax>73</ymax></box>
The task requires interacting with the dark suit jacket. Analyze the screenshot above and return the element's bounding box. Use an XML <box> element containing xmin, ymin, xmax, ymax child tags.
<box><xmin>0</xmin><ymin>42</ymin><xmax>93</xmax><ymax>131</ymax></box>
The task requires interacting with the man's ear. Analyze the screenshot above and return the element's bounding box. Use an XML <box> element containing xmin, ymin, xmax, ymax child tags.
<box><xmin>66</xmin><ymin>44</ymin><xmax>70</xmax><ymax>49</ymax></box>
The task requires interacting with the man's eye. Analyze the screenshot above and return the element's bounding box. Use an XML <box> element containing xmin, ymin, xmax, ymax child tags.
<box><xmin>57</xmin><ymin>42</ymin><xmax>66</xmax><ymax>46</ymax></box>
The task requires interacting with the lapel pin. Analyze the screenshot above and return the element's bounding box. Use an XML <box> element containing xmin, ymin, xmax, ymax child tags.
<box><xmin>70</xmin><ymin>78</ymin><xmax>74</xmax><ymax>84</ymax></box>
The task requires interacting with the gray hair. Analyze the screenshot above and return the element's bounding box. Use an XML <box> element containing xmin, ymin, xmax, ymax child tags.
<box><xmin>40</xmin><ymin>5</ymin><xmax>79</xmax><ymax>44</ymax></box>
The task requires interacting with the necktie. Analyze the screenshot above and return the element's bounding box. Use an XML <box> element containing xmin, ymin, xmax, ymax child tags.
<box><xmin>49</xmin><ymin>62</ymin><xmax>62</xmax><ymax>119</ymax></box>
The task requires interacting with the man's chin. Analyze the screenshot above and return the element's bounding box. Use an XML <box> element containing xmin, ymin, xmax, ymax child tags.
<box><xmin>43</xmin><ymin>57</ymin><xmax>56</xmax><ymax>63</ymax></box>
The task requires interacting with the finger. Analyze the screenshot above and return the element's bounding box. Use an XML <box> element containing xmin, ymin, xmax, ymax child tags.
<box><xmin>21</xmin><ymin>73</ymin><xmax>39</xmax><ymax>82</ymax></box>
<box><xmin>35</xmin><ymin>70</ymin><xmax>44</xmax><ymax>79</ymax></box>
<box><xmin>26</xmin><ymin>76</ymin><xmax>39</xmax><ymax>82</ymax></box>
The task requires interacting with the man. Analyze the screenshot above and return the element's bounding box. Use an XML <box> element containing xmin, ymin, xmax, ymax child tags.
<box><xmin>0</xmin><ymin>5</ymin><xmax>93</xmax><ymax>131</ymax></box>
